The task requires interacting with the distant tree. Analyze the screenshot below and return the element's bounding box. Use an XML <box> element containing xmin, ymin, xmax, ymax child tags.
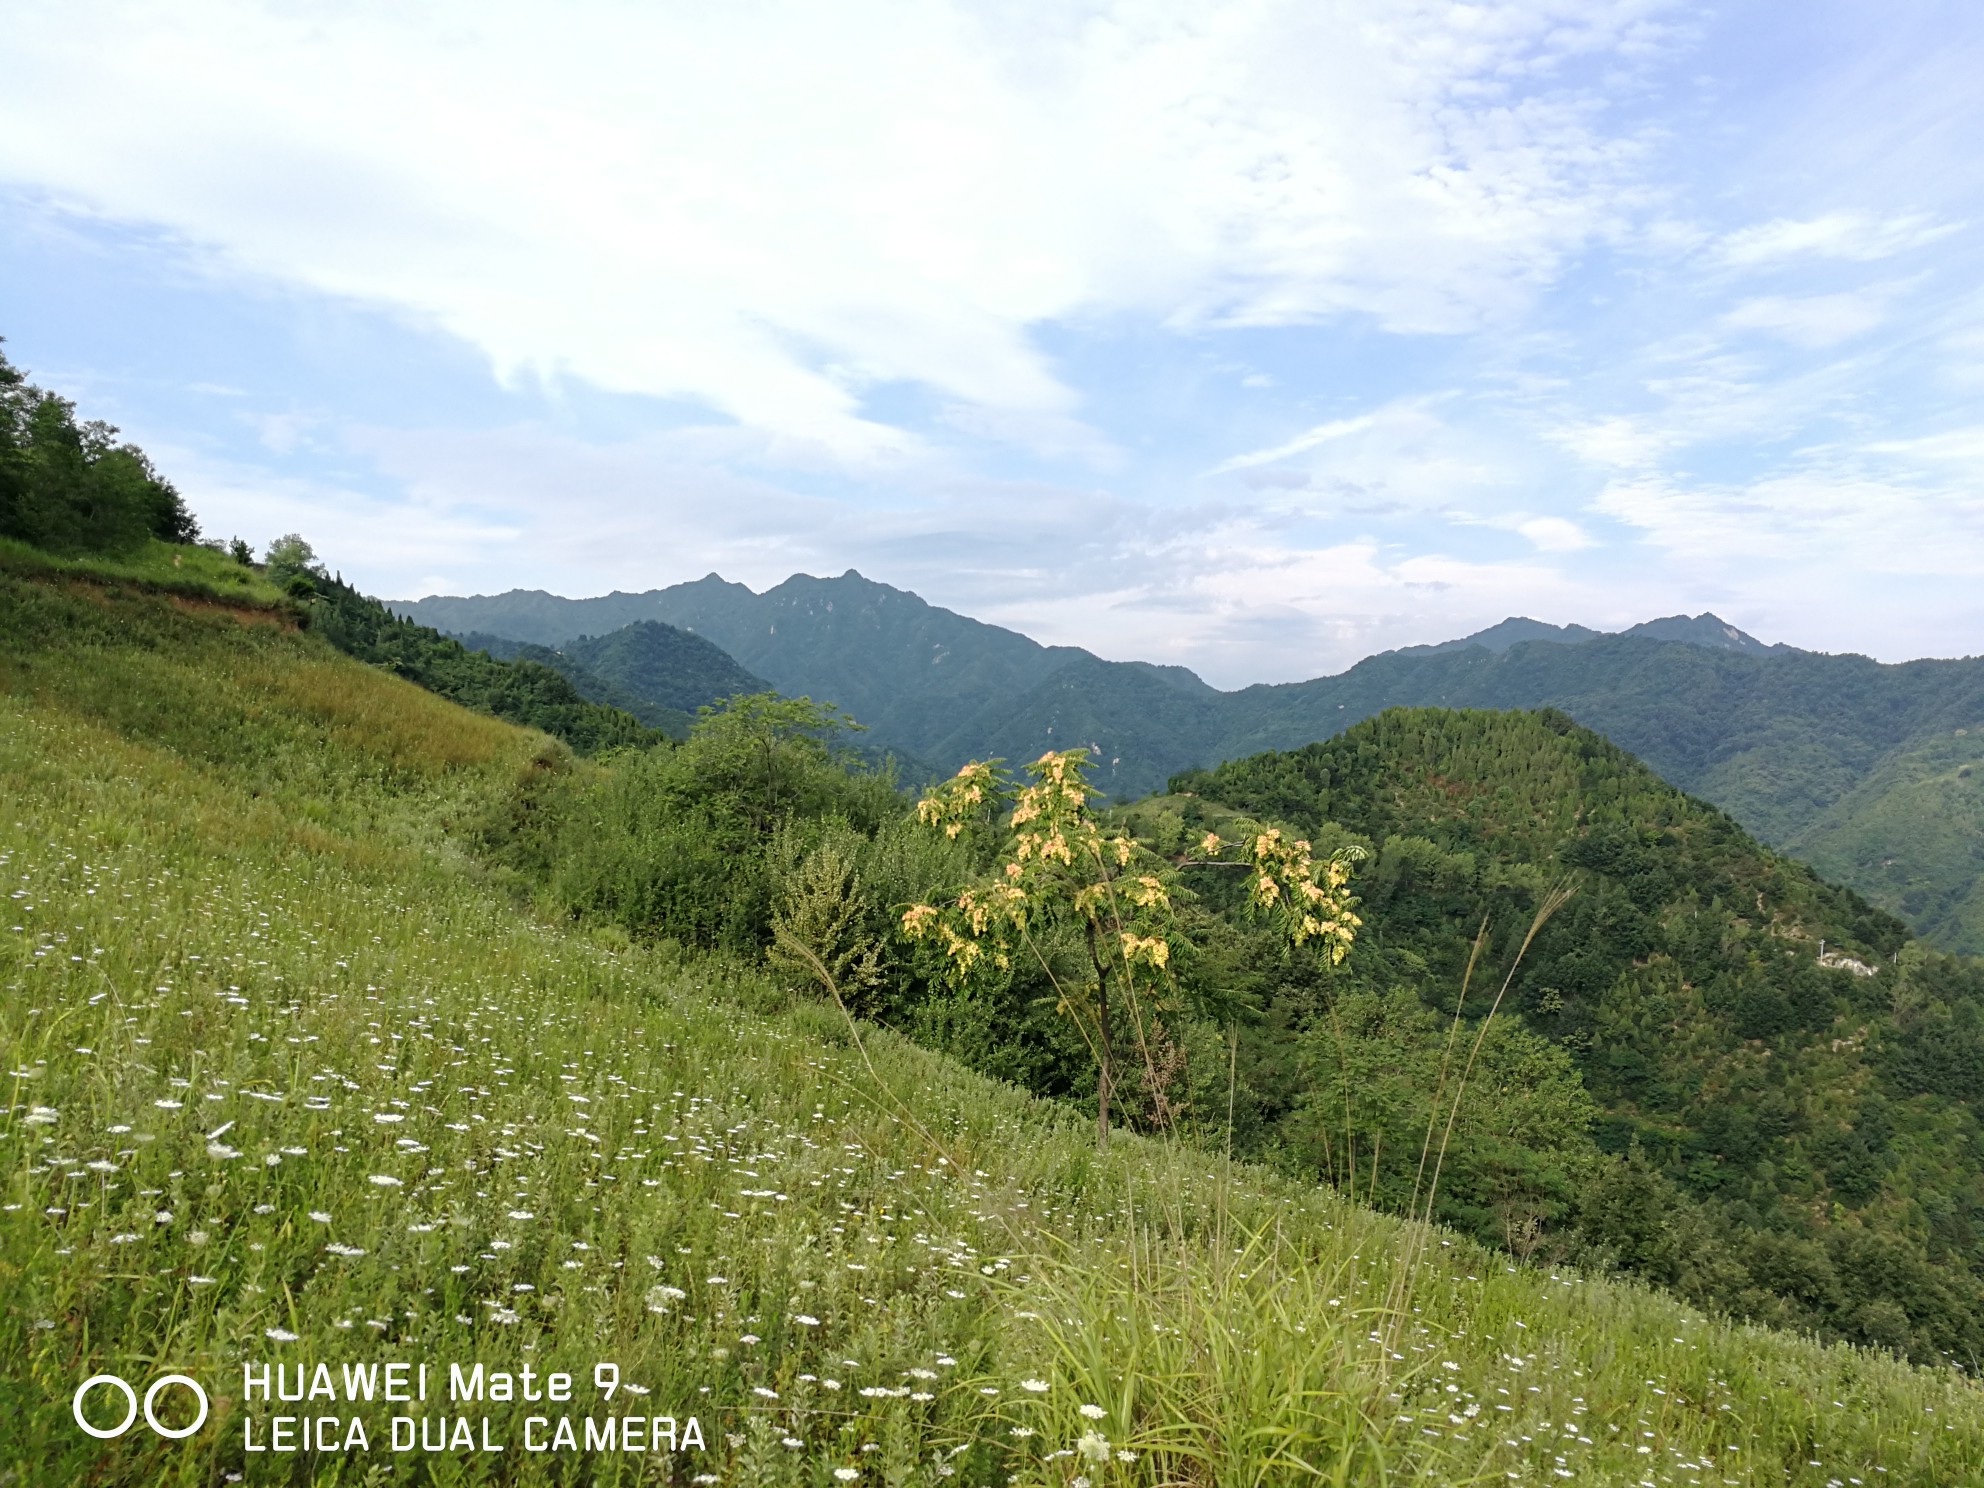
<box><xmin>264</xmin><ymin>533</ymin><xmax>323</xmax><ymax>596</ymax></box>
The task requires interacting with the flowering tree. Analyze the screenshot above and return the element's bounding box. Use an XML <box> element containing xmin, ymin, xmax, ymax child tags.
<box><xmin>902</xmin><ymin>749</ymin><xmax>1360</xmax><ymax>1149</ymax></box>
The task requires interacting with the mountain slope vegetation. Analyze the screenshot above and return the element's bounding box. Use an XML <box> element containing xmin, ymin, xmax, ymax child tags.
<box><xmin>303</xmin><ymin>572</ymin><xmax>662</xmax><ymax>755</ymax></box>
<box><xmin>17</xmin><ymin>561</ymin><xmax>1984</xmax><ymax>1482</ymax></box>
<box><xmin>460</xmin><ymin>620</ymin><xmax>772</xmax><ymax>737</ymax></box>
<box><xmin>395</xmin><ymin>575</ymin><xmax>1984</xmax><ymax>952</ymax></box>
<box><xmin>1165</xmin><ymin>709</ymin><xmax>1984</xmax><ymax>1362</ymax></box>
<box><xmin>469</xmin><ymin>642</ymin><xmax>1984</xmax><ymax>1364</ymax></box>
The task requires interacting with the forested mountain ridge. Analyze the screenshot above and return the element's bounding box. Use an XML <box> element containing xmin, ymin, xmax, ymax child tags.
<box><xmin>395</xmin><ymin>573</ymin><xmax>1984</xmax><ymax>950</ymax></box>
<box><xmin>1218</xmin><ymin>637</ymin><xmax>1984</xmax><ymax>951</ymax></box>
<box><xmin>1160</xmin><ymin>708</ymin><xmax>1984</xmax><ymax>1362</ymax></box>
<box><xmin>459</xmin><ymin>620</ymin><xmax>772</xmax><ymax>736</ymax></box>
<box><xmin>1389</xmin><ymin>611</ymin><xmax>1789</xmax><ymax>657</ymax></box>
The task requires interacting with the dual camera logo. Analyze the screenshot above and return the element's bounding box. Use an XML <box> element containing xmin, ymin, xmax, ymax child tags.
<box><xmin>73</xmin><ymin>1373</ymin><xmax>210</xmax><ymax>1440</ymax></box>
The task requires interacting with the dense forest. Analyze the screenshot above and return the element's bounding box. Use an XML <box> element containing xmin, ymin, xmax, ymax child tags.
<box><xmin>1168</xmin><ymin>713</ymin><xmax>1984</xmax><ymax>1362</ymax></box>
<box><xmin>460</xmin><ymin>620</ymin><xmax>772</xmax><ymax>736</ymax></box>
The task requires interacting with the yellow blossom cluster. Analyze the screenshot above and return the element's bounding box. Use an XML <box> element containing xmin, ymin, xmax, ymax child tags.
<box><xmin>903</xmin><ymin>751</ymin><xmax>1175</xmax><ymax>988</ymax></box>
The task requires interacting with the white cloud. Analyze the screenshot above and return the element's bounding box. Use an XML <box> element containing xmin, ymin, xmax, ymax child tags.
<box><xmin>975</xmin><ymin>531</ymin><xmax>1618</xmax><ymax>681</ymax></box>
<box><xmin>1517</xmin><ymin>516</ymin><xmax>1596</xmax><ymax>552</ymax></box>
<box><xmin>1867</xmin><ymin>426</ymin><xmax>1984</xmax><ymax>466</ymax></box>
<box><xmin>1721</xmin><ymin>291</ymin><xmax>1891</xmax><ymax>349</ymax></box>
<box><xmin>1713</xmin><ymin>211</ymin><xmax>1957</xmax><ymax>269</ymax></box>
<box><xmin>1592</xmin><ymin>470</ymin><xmax>1984</xmax><ymax>575</ymax></box>
<box><xmin>1546</xmin><ymin>415</ymin><xmax>1671</xmax><ymax>469</ymax></box>
<box><xmin>0</xmin><ymin>0</ymin><xmax>1675</xmax><ymax>459</ymax></box>
<box><xmin>1210</xmin><ymin>414</ymin><xmax>1381</xmax><ymax>473</ymax></box>
<box><xmin>1209</xmin><ymin>397</ymin><xmax>1545</xmax><ymax>521</ymax></box>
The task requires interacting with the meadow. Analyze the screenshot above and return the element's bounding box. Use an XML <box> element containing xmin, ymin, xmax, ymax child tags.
<box><xmin>4</xmin><ymin>568</ymin><xmax>1983</xmax><ymax>1485</ymax></box>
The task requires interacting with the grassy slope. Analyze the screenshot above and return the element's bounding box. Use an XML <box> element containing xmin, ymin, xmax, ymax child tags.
<box><xmin>0</xmin><ymin>533</ymin><xmax>291</xmax><ymax>608</ymax></box>
<box><xmin>3</xmin><ymin>571</ymin><xmax>1983</xmax><ymax>1485</ymax></box>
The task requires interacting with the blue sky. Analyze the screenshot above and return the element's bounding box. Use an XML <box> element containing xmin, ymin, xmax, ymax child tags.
<box><xmin>3</xmin><ymin>0</ymin><xmax>1981</xmax><ymax>685</ymax></box>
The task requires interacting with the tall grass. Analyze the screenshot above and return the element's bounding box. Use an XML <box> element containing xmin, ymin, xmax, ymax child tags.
<box><xmin>0</xmin><ymin>535</ymin><xmax>290</xmax><ymax>609</ymax></box>
<box><xmin>2</xmin><ymin>573</ymin><xmax>1982</xmax><ymax>1484</ymax></box>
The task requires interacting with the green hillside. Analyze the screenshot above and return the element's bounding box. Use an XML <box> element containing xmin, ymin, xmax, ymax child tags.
<box><xmin>1789</xmin><ymin>728</ymin><xmax>1984</xmax><ymax>951</ymax></box>
<box><xmin>444</xmin><ymin>640</ymin><xmax>1984</xmax><ymax>1360</ymax></box>
<box><xmin>389</xmin><ymin>577</ymin><xmax>1984</xmax><ymax>953</ymax></box>
<box><xmin>304</xmin><ymin>575</ymin><xmax>662</xmax><ymax>755</ymax></box>
<box><xmin>9</xmin><ymin>561</ymin><xmax>1984</xmax><ymax>1482</ymax></box>
<box><xmin>1168</xmin><ymin>710</ymin><xmax>1984</xmax><ymax>1361</ymax></box>
<box><xmin>1227</xmin><ymin>638</ymin><xmax>1984</xmax><ymax>956</ymax></box>
<box><xmin>458</xmin><ymin>620</ymin><xmax>773</xmax><ymax>737</ymax></box>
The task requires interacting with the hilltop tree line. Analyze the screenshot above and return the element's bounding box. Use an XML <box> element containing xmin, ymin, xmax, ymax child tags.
<box><xmin>0</xmin><ymin>342</ymin><xmax>199</xmax><ymax>554</ymax></box>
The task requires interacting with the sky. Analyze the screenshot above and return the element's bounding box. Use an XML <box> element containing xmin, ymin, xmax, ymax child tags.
<box><xmin>3</xmin><ymin>0</ymin><xmax>1982</xmax><ymax>686</ymax></box>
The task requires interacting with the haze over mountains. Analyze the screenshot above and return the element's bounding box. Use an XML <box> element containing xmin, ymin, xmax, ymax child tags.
<box><xmin>393</xmin><ymin>572</ymin><xmax>1984</xmax><ymax>954</ymax></box>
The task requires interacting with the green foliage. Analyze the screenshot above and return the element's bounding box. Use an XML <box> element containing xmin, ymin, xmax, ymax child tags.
<box><xmin>539</xmin><ymin>695</ymin><xmax>905</xmax><ymax>954</ymax></box>
<box><xmin>262</xmin><ymin>531</ymin><xmax>319</xmax><ymax>589</ymax></box>
<box><xmin>512</xmin><ymin>689</ymin><xmax>1984</xmax><ymax>1362</ymax></box>
<box><xmin>1295</xmin><ymin>985</ymin><xmax>1601</xmax><ymax>1255</ymax></box>
<box><xmin>767</xmin><ymin>829</ymin><xmax>886</xmax><ymax>1013</ymax></box>
<box><xmin>5</xmin><ymin>563</ymin><xmax>1984</xmax><ymax>1482</ymax></box>
<box><xmin>304</xmin><ymin>572</ymin><xmax>661</xmax><ymax>756</ymax></box>
<box><xmin>400</xmin><ymin>575</ymin><xmax>1984</xmax><ymax>950</ymax></box>
<box><xmin>1174</xmin><ymin>708</ymin><xmax>1984</xmax><ymax>1364</ymax></box>
<box><xmin>0</xmin><ymin>341</ymin><xmax>197</xmax><ymax>554</ymax></box>
<box><xmin>1790</xmin><ymin>728</ymin><xmax>1984</xmax><ymax>954</ymax></box>
<box><xmin>458</xmin><ymin>620</ymin><xmax>772</xmax><ymax>738</ymax></box>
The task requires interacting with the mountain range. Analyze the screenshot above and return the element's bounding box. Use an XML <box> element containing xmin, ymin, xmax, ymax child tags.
<box><xmin>392</xmin><ymin>573</ymin><xmax>1984</xmax><ymax>954</ymax></box>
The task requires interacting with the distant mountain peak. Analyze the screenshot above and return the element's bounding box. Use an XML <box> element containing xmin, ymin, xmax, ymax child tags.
<box><xmin>1620</xmin><ymin>612</ymin><xmax>1782</xmax><ymax>655</ymax></box>
<box><xmin>1392</xmin><ymin>616</ymin><xmax>1604</xmax><ymax>657</ymax></box>
<box><xmin>1392</xmin><ymin>611</ymin><xmax>1790</xmax><ymax>659</ymax></box>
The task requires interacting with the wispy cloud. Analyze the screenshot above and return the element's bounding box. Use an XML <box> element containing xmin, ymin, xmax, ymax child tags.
<box><xmin>5</xmin><ymin>0</ymin><xmax>1984</xmax><ymax>678</ymax></box>
<box><xmin>1209</xmin><ymin>414</ymin><xmax>1381</xmax><ymax>474</ymax></box>
<box><xmin>1721</xmin><ymin>289</ymin><xmax>1894</xmax><ymax>349</ymax></box>
<box><xmin>0</xmin><ymin>0</ymin><xmax>1678</xmax><ymax>460</ymax></box>
<box><xmin>1712</xmin><ymin>211</ymin><xmax>1957</xmax><ymax>269</ymax></box>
